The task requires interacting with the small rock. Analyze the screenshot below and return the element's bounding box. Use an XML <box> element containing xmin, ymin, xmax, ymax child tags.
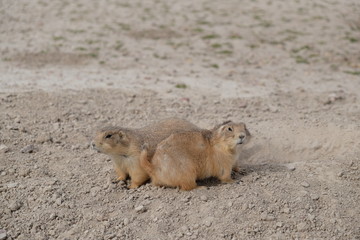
<box><xmin>297</xmin><ymin>222</ymin><xmax>307</xmax><ymax>231</ymax></box>
<box><xmin>134</xmin><ymin>205</ymin><xmax>146</xmax><ymax>213</ymax></box>
<box><xmin>123</xmin><ymin>218</ymin><xmax>130</xmax><ymax>225</ymax></box>
<box><xmin>0</xmin><ymin>144</ymin><xmax>10</xmax><ymax>153</ymax></box>
<box><xmin>337</xmin><ymin>171</ymin><xmax>344</xmax><ymax>177</ymax></box>
<box><xmin>239</xmin><ymin>102</ymin><xmax>247</xmax><ymax>108</ymax></box>
<box><xmin>310</xmin><ymin>141</ymin><xmax>321</xmax><ymax>150</ymax></box>
<box><xmin>9</xmin><ymin>200</ymin><xmax>22</xmax><ymax>211</ymax></box>
<box><xmin>7</xmin><ymin>125</ymin><xmax>19</xmax><ymax>130</ymax></box>
<box><xmin>286</xmin><ymin>164</ymin><xmax>296</xmax><ymax>171</ymax></box>
<box><xmin>324</xmin><ymin>92</ymin><xmax>344</xmax><ymax>105</ymax></box>
<box><xmin>36</xmin><ymin>134</ymin><xmax>52</xmax><ymax>144</ymax></box>
<box><xmin>90</xmin><ymin>187</ymin><xmax>101</xmax><ymax>197</ymax></box>
<box><xmin>55</xmin><ymin>198</ymin><xmax>62</xmax><ymax>206</ymax></box>
<box><xmin>310</xmin><ymin>194</ymin><xmax>319</xmax><ymax>200</ymax></box>
<box><xmin>71</xmin><ymin>145</ymin><xmax>81</xmax><ymax>150</ymax></box>
<box><xmin>96</xmin><ymin>213</ymin><xmax>108</xmax><ymax>222</ymax></box>
<box><xmin>200</xmin><ymin>195</ymin><xmax>208</xmax><ymax>202</ymax></box>
<box><xmin>282</xmin><ymin>207</ymin><xmax>290</xmax><ymax>214</ymax></box>
<box><xmin>7</xmin><ymin>182</ymin><xmax>18</xmax><ymax>188</ymax></box>
<box><xmin>181</xmin><ymin>196</ymin><xmax>191</xmax><ymax>203</ymax></box>
<box><xmin>53</xmin><ymin>123</ymin><xmax>61</xmax><ymax>130</ymax></box>
<box><xmin>301</xmin><ymin>181</ymin><xmax>310</xmax><ymax>188</ymax></box>
<box><xmin>276</xmin><ymin>222</ymin><xmax>283</xmax><ymax>228</ymax></box>
<box><xmin>20</xmin><ymin>145</ymin><xmax>36</xmax><ymax>153</ymax></box>
<box><xmin>269</xmin><ymin>106</ymin><xmax>279</xmax><ymax>113</ymax></box>
<box><xmin>49</xmin><ymin>213</ymin><xmax>57</xmax><ymax>220</ymax></box>
<box><xmin>261</xmin><ymin>214</ymin><xmax>276</xmax><ymax>221</ymax></box>
<box><xmin>0</xmin><ymin>229</ymin><xmax>7</xmax><ymax>240</ymax></box>
<box><xmin>19</xmin><ymin>169</ymin><xmax>31</xmax><ymax>177</ymax></box>
<box><xmin>203</xmin><ymin>217</ymin><xmax>214</xmax><ymax>227</ymax></box>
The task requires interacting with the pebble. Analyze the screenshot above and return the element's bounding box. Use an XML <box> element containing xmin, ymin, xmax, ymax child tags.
<box><xmin>297</xmin><ymin>222</ymin><xmax>307</xmax><ymax>231</ymax></box>
<box><xmin>282</xmin><ymin>207</ymin><xmax>290</xmax><ymax>214</ymax></box>
<box><xmin>0</xmin><ymin>229</ymin><xmax>6</xmax><ymax>240</ymax></box>
<box><xmin>200</xmin><ymin>195</ymin><xmax>208</xmax><ymax>202</ymax></box>
<box><xmin>9</xmin><ymin>200</ymin><xmax>22</xmax><ymax>211</ymax></box>
<box><xmin>49</xmin><ymin>213</ymin><xmax>57</xmax><ymax>220</ymax></box>
<box><xmin>7</xmin><ymin>125</ymin><xmax>19</xmax><ymax>130</ymax></box>
<box><xmin>134</xmin><ymin>205</ymin><xmax>146</xmax><ymax>213</ymax></box>
<box><xmin>0</xmin><ymin>144</ymin><xmax>10</xmax><ymax>153</ymax></box>
<box><xmin>203</xmin><ymin>217</ymin><xmax>214</xmax><ymax>227</ymax></box>
<box><xmin>96</xmin><ymin>213</ymin><xmax>107</xmax><ymax>222</ymax></box>
<box><xmin>19</xmin><ymin>169</ymin><xmax>31</xmax><ymax>177</ymax></box>
<box><xmin>7</xmin><ymin>182</ymin><xmax>18</xmax><ymax>188</ymax></box>
<box><xmin>310</xmin><ymin>194</ymin><xmax>319</xmax><ymax>200</ymax></box>
<box><xmin>123</xmin><ymin>218</ymin><xmax>130</xmax><ymax>225</ymax></box>
<box><xmin>286</xmin><ymin>164</ymin><xmax>296</xmax><ymax>171</ymax></box>
<box><xmin>53</xmin><ymin>123</ymin><xmax>61</xmax><ymax>130</ymax></box>
<box><xmin>20</xmin><ymin>145</ymin><xmax>36</xmax><ymax>153</ymax></box>
<box><xmin>261</xmin><ymin>214</ymin><xmax>276</xmax><ymax>221</ymax></box>
<box><xmin>301</xmin><ymin>181</ymin><xmax>310</xmax><ymax>188</ymax></box>
<box><xmin>36</xmin><ymin>134</ymin><xmax>52</xmax><ymax>144</ymax></box>
<box><xmin>181</xmin><ymin>196</ymin><xmax>191</xmax><ymax>203</ymax></box>
<box><xmin>55</xmin><ymin>198</ymin><xmax>62</xmax><ymax>206</ymax></box>
<box><xmin>276</xmin><ymin>222</ymin><xmax>283</xmax><ymax>228</ymax></box>
<box><xmin>90</xmin><ymin>187</ymin><xmax>101</xmax><ymax>197</ymax></box>
<box><xmin>310</xmin><ymin>141</ymin><xmax>322</xmax><ymax>150</ymax></box>
<box><xmin>308</xmin><ymin>214</ymin><xmax>315</xmax><ymax>221</ymax></box>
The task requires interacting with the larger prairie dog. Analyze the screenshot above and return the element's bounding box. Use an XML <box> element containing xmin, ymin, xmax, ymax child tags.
<box><xmin>92</xmin><ymin>118</ymin><xmax>199</xmax><ymax>188</ymax></box>
<box><xmin>140</xmin><ymin>121</ymin><xmax>251</xmax><ymax>191</ymax></box>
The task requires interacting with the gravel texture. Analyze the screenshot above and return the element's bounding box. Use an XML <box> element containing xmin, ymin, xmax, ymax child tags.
<box><xmin>1</xmin><ymin>0</ymin><xmax>360</xmax><ymax>239</ymax></box>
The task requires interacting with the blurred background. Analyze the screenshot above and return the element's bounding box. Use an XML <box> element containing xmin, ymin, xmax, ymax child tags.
<box><xmin>1</xmin><ymin>0</ymin><xmax>359</xmax><ymax>97</ymax></box>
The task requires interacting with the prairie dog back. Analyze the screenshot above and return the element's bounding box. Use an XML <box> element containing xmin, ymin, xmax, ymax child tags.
<box><xmin>140</xmin><ymin>121</ymin><xmax>251</xmax><ymax>190</ymax></box>
<box><xmin>92</xmin><ymin>118</ymin><xmax>200</xmax><ymax>188</ymax></box>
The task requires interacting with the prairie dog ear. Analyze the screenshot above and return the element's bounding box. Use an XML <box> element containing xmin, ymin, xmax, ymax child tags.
<box><xmin>245</xmin><ymin>126</ymin><xmax>251</xmax><ymax>136</ymax></box>
<box><xmin>219</xmin><ymin>125</ymin><xmax>227</xmax><ymax>132</ymax></box>
<box><xmin>218</xmin><ymin>124</ymin><xmax>231</xmax><ymax>133</ymax></box>
<box><xmin>115</xmin><ymin>131</ymin><xmax>128</xmax><ymax>142</ymax></box>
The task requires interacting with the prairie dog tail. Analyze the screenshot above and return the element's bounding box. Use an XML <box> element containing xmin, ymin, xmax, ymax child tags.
<box><xmin>140</xmin><ymin>144</ymin><xmax>154</xmax><ymax>176</ymax></box>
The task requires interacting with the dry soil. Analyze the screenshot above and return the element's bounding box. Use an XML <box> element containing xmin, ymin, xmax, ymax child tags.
<box><xmin>0</xmin><ymin>0</ymin><xmax>360</xmax><ymax>240</ymax></box>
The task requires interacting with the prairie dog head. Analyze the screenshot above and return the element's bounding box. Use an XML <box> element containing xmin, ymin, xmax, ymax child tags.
<box><xmin>92</xmin><ymin>127</ymin><xmax>130</xmax><ymax>156</ymax></box>
<box><xmin>215</xmin><ymin>121</ymin><xmax>251</xmax><ymax>149</ymax></box>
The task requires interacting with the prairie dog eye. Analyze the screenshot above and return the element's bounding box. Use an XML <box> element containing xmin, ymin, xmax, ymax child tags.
<box><xmin>228</xmin><ymin>127</ymin><xmax>233</xmax><ymax>132</ymax></box>
<box><xmin>105</xmin><ymin>134</ymin><xmax>112</xmax><ymax>139</ymax></box>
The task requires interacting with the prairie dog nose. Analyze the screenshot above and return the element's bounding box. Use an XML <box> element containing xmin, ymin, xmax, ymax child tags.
<box><xmin>239</xmin><ymin>134</ymin><xmax>245</xmax><ymax>140</ymax></box>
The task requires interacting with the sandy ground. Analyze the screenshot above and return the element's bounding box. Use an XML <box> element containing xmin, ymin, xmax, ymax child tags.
<box><xmin>1</xmin><ymin>0</ymin><xmax>360</xmax><ymax>239</ymax></box>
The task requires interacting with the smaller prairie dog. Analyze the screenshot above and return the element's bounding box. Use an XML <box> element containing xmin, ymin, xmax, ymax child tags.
<box><xmin>140</xmin><ymin>121</ymin><xmax>251</xmax><ymax>191</ymax></box>
<box><xmin>92</xmin><ymin>118</ymin><xmax>199</xmax><ymax>188</ymax></box>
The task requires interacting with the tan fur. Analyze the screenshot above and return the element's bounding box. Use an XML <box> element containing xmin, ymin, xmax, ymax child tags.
<box><xmin>92</xmin><ymin>118</ymin><xmax>199</xmax><ymax>188</ymax></box>
<box><xmin>140</xmin><ymin>121</ymin><xmax>251</xmax><ymax>191</ymax></box>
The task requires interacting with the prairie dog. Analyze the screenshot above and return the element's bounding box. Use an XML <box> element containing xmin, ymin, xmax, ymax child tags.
<box><xmin>92</xmin><ymin>118</ymin><xmax>199</xmax><ymax>188</ymax></box>
<box><xmin>140</xmin><ymin>121</ymin><xmax>251</xmax><ymax>191</ymax></box>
